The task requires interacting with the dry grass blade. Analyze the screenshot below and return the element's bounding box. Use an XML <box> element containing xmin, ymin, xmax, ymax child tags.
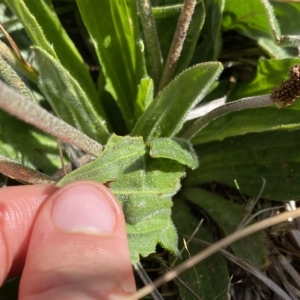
<box><xmin>133</xmin><ymin>262</ymin><xmax>163</xmax><ymax>300</ymax></box>
<box><xmin>187</xmin><ymin>237</ymin><xmax>293</xmax><ymax>300</ymax></box>
<box><xmin>277</xmin><ymin>253</ymin><xmax>300</xmax><ymax>289</ymax></box>
<box><xmin>122</xmin><ymin>208</ymin><xmax>300</xmax><ymax>300</ymax></box>
<box><xmin>0</xmin><ymin>24</ymin><xmax>36</xmax><ymax>74</ymax></box>
<box><xmin>51</xmin><ymin>154</ymin><xmax>93</xmax><ymax>181</ymax></box>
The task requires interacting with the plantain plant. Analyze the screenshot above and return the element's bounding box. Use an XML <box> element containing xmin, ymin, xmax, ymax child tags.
<box><xmin>1</xmin><ymin>0</ymin><xmax>300</xmax><ymax>299</ymax></box>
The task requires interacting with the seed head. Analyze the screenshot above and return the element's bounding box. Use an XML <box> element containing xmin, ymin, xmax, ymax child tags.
<box><xmin>270</xmin><ymin>65</ymin><xmax>300</xmax><ymax>108</ymax></box>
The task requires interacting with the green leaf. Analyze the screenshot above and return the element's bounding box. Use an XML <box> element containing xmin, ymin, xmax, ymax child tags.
<box><xmin>174</xmin><ymin>0</ymin><xmax>205</xmax><ymax>74</ymax></box>
<box><xmin>152</xmin><ymin>3</ymin><xmax>183</xmax><ymax>19</ymax></box>
<box><xmin>34</xmin><ymin>47</ymin><xmax>110</xmax><ymax>143</ymax></box>
<box><xmin>192</xmin><ymin>58</ymin><xmax>300</xmax><ymax>144</ymax></box>
<box><xmin>274</xmin><ymin>2</ymin><xmax>300</xmax><ymax>47</ymax></box>
<box><xmin>172</xmin><ymin>199</ymin><xmax>230</xmax><ymax>300</ymax></box>
<box><xmin>6</xmin><ymin>0</ymin><xmax>100</xmax><ymax>106</ymax></box>
<box><xmin>154</xmin><ymin>5</ymin><xmax>179</xmax><ymax>62</ymax></box>
<box><xmin>5</xmin><ymin>0</ymin><xmax>55</xmax><ymax>57</ymax></box>
<box><xmin>57</xmin><ymin>134</ymin><xmax>184</xmax><ymax>263</ymax></box>
<box><xmin>192</xmin><ymin>0</ymin><xmax>225</xmax><ymax>63</ymax></box>
<box><xmin>132</xmin><ymin>62</ymin><xmax>223</xmax><ymax>141</ymax></box>
<box><xmin>148</xmin><ymin>137</ymin><xmax>198</xmax><ymax>169</ymax></box>
<box><xmin>76</xmin><ymin>0</ymin><xmax>147</xmax><ymax>129</ymax></box>
<box><xmin>260</xmin><ymin>0</ymin><xmax>281</xmax><ymax>39</ymax></box>
<box><xmin>0</xmin><ymin>110</ymin><xmax>62</xmax><ymax>175</ymax></box>
<box><xmin>192</xmin><ymin>103</ymin><xmax>300</xmax><ymax>145</ymax></box>
<box><xmin>0</xmin><ymin>40</ymin><xmax>38</xmax><ymax>85</ymax></box>
<box><xmin>135</xmin><ymin>77</ymin><xmax>154</xmax><ymax>119</ymax></box>
<box><xmin>279</xmin><ymin>35</ymin><xmax>300</xmax><ymax>48</ymax></box>
<box><xmin>222</xmin><ymin>0</ymin><xmax>293</xmax><ymax>58</ymax></box>
<box><xmin>186</xmin><ymin>130</ymin><xmax>300</xmax><ymax>201</ymax></box>
<box><xmin>0</xmin><ymin>56</ymin><xmax>35</xmax><ymax>102</ymax></box>
<box><xmin>229</xmin><ymin>58</ymin><xmax>300</xmax><ymax>100</ymax></box>
<box><xmin>183</xmin><ymin>188</ymin><xmax>269</xmax><ymax>269</ymax></box>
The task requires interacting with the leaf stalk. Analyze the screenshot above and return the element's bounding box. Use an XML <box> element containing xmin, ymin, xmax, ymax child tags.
<box><xmin>181</xmin><ymin>95</ymin><xmax>273</xmax><ymax>140</ymax></box>
<box><xmin>137</xmin><ymin>0</ymin><xmax>163</xmax><ymax>91</ymax></box>
<box><xmin>0</xmin><ymin>81</ymin><xmax>103</xmax><ymax>156</ymax></box>
<box><xmin>158</xmin><ymin>0</ymin><xmax>197</xmax><ymax>91</ymax></box>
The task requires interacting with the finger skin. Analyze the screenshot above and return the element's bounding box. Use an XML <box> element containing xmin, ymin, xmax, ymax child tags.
<box><xmin>0</xmin><ymin>184</ymin><xmax>57</xmax><ymax>282</ymax></box>
<box><xmin>19</xmin><ymin>181</ymin><xmax>136</xmax><ymax>300</ymax></box>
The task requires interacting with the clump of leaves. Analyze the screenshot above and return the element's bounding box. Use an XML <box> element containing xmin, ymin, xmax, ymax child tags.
<box><xmin>1</xmin><ymin>0</ymin><xmax>300</xmax><ymax>299</ymax></box>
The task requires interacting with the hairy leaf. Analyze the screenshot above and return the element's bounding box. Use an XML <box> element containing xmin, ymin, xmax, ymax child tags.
<box><xmin>34</xmin><ymin>47</ymin><xmax>110</xmax><ymax>143</ymax></box>
<box><xmin>0</xmin><ymin>110</ymin><xmax>61</xmax><ymax>174</ymax></box>
<box><xmin>222</xmin><ymin>0</ymin><xmax>293</xmax><ymax>58</ymax></box>
<box><xmin>192</xmin><ymin>58</ymin><xmax>300</xmax><ymax>144</ymax></box>
<box><xmin>229</xmin><ymin>58</ymin><xmax>300</xmax><ymax>101</ymax></box>
<box><xmin>186</xmin><ymin>130</ymin><xmax>300</xmax><ymax>201</ymax></box>
<box><xmin>192</xmin><ymin>0</ymin><xmax>225</xmax><ymax>63</ymax></box>
<box><xmin>148</xmin><ymin>137</ymin><xmax>198</xmax><ymax>169</ymax></box>
<box><xmin>132</xmin><ymin>62</ymin><xmax>223</xmax><ymax>141</ymax></box>
<box><xmin>57</xmin><ymin>134</ymin><xmax>193</xmax><ymax>263</ymax></box>
<box><xmin>0</xmin><ymin>55</ymin><xmax>35</xmax><ymax>102</ymax></box>
<box><xmin>274</xmin><ymin>2</ymin><xmax>300</xmax><ymax>47</ymax></box>
<box><xmin>6</xmin><ymin>0</ymin><xmax>100</xmax><ymax>106</ymax></box>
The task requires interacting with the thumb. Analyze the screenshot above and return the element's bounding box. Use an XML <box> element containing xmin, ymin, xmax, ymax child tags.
<box><xmin>19</xmin><ymin>181</ymin><xmax>136</xmax><ymax>300</ymax></box>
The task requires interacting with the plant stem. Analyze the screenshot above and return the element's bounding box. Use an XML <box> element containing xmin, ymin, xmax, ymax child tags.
<box><xmin>137</xmin><ymin>0</ymin><xmax>163</xmax><ymax>91</ymax></box>
<box><xmin>0</xmin><ymin>155</ymin><xmax>55</xmax><ymax>184</ymax></box>
<box><xmin>0</xmin><ymin>81</ymin><xmax>103</xmax><ymax>157</ymax></box>
<box><xmin>181</xmin><ymin>94</ymin><xmax>272</xmax><ymax>140</ymax></box>
<box><xmin>158</xmin><ymin>0</ymin><xmax>197</xmax><ymax>91</ymax></box>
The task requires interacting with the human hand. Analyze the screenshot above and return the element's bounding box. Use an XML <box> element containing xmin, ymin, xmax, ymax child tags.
<box><xmin>0</xmin><ymin>180</ymin><xmax>136</xmax><ymax>299</ymax></box>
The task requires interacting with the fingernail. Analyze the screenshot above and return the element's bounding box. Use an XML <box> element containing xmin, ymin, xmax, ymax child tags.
<box><xmin>51</xmin><ymin>183</ymin><xmax>116</xmax><ymax>235</ymax></box>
